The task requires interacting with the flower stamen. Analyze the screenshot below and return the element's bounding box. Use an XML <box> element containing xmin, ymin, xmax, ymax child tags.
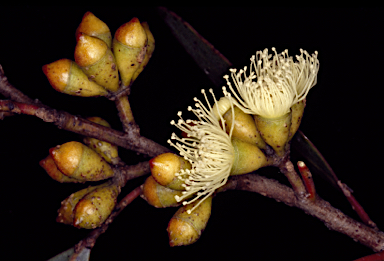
<box><xmin>223</xmin><ymin>48</ymin><xmax>319</xmax><ymax>119</ymax></box>
<box><xmin>168</xmin><ymin>89</ymin><xmax>235</xmax><ymax>214</ymax></box>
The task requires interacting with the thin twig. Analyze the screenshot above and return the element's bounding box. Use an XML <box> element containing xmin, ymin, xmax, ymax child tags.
<box><xmin>0</xmin><ymin>65</ymin><xmax>35</xmax><ymax>104</ymax></box>
<box><xmin>115</xmin><ymin>95</ymin><xmax>139</xmax><ymax>133</ymax></box>
<box><xmin>279</xmin><ymin>159</ymin><xmax>306</xmax><ymax>198</ymax></box>
<box><xmin>338</xmin><ymin>180</ymin><xmax>378</xmax><ymax>229</ymax></box>
<box><xmin>0</xmin><ymin>100</ymin><xmax>170</xmax><ymax>157</ymax></box>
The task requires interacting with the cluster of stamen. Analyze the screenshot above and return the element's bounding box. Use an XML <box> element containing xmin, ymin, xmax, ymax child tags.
<box><xmin>223</xmin><ymin>48</ymin><xmax>319</xmax><ymax>119</ymax></box>
<box><xmin>167</xmin><ymin>89</ymin><xmax>235</xmax><ymax>214</ymax></box>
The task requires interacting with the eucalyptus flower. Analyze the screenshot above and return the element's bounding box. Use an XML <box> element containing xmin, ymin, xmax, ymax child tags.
<box><xmin>223</xmin><ymin>47</ymin><xmax>319</xmax><ymax>119</ymax></box>
<box><xmin>222</xmin><ymin>48</ymin><xmax>319</xmax><ymax>156</ymax></box>
<box><xmin>167</xmin><ymin>89</ymin><xmax>235</xmax><ymax>214</ymax></box>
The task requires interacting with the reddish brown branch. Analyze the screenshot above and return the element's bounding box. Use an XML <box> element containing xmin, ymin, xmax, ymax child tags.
<box><xmin>354</xmin><ymin>251</ymin><xmax>384</xmax><ymax>261</ymax></box>
<box><xmin>0</xmin><ymin>68</ymin><xmax>170</xmax><ymax>157</ymax></box>
<box><xmin>222</xmin><ymin>174</ymin><xmax>384</xmax><ymax>252</ymax></box>
<box><xmin>115</xmin><ymin>95</ymin><xmax>139</xmax><ymax>133</ymax></box>
<box><xmin>121</xmin><ymin>161</ymin><xmax>150</xmax><ymax>183</ymax></box>
<box><xmin>0</xmin><ymin>100</ymin><xmax>170</xmax><ymax>157</ymax></box>
<box><xmin>0</xmin><ymin>65</ymin><xmax>46</xmax><ymax>119</ymax></box>
<box><xmin>297</xmin><ymin>161</ymin><xmax>316</xmax><ymax>201</ymax></box>
<box><xmin>0</xmin><ymin>65</ymin><xmax>35</xmax><ymax>104</ymax></box>
<box><xmin>113</xmin><ymin>161</ymin><xmax>151</xmax><ymax>188</ymax></box>
<box><xmin>338</xmin><ymin>180</ymin><xmax>378</xmax><ymax>229</ymax></box>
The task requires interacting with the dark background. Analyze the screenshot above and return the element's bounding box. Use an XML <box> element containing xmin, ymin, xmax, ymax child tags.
<box><xmin>0</xmin><ymin>7</ymin><xmax>383</xmax><ymax>261</ymax></box>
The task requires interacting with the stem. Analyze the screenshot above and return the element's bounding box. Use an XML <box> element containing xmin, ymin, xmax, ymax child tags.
<box><xmin>0</xmin><ymin>65</ymin><xmax>35</xmax><ymax>104</ymax></box>
<box><xmin>113</xmin><ymin>161</ymin><xmax>150</xmax><ymax>187</ymax></box>
<box><xmin>0</xmin><ymin>100</ymin><xmax>170</xmax><ymax>157</ymax></box>
<box><xmin>279</xmin><ymin>159</ymin><xmax>306</xmax><ymax>198</ymax></box>
<box><xmin>297</xmin><ymin>161</ymin><xmax>316</xmax><ymax>201</ymax></box>
<box><xmin>338</xmin><ymin>180</ymin><xmax>378</xmax><ymax>229</ymax></box>
<box><xmin>115</xmin><ymin>95</ymin><xmax>138</xmax><ymax>133</ymax></box>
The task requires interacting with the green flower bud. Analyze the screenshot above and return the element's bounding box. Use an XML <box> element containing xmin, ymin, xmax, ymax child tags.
<box><xmin>73</xmin><ymin>181</ymin><xmax>119</xmax><ymax>229</ymax></box>
<box><xmin>167</xmin><ymin>196</ymin><xmax>212</xmax><ymax>246</ymax></box>
<box><xmin>149</xmin><ymin>152</ymin><xmax>190</xmax><ymax>191</ymax></box>
<box><xmin>141</xmin><ymin>176</ymin><xmax>187</xmax><ymax>208</ymax></box>
<box><xmin>83</xmin><ymin>117</ymin><xmax>119</xmax><ymax>164</ymax></box>
<box><xmin>50</xmin><ymin>141</ymin><xmax>114</xmax><ymax>182</ymax></box>
<box><xmin>42</xmin><ymin>59</ymin><xmax>108</xmax><ymax>97</ymax></box>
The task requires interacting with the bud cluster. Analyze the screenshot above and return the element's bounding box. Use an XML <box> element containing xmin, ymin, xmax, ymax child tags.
<box><xmin>38</xmin><ymin>12</ymin><xmax>157</xmax><ymax>230</ymax></box>
<box><xmin>42</xmin><ymin>12</ymin><xmax>155</xmax><ymax>97</ymax></box>
<box><xmin>40</xmin><ymin>117</ymin><xmax>120</xmax><ymax>229</ymax></box>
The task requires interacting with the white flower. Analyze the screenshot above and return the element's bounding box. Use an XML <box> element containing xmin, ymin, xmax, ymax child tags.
<box><xmin>167</xmin><ymin>89</ymin><xmax>235</xmax><ymax>214</ymax></box>
<box><xmin>223</xmin><ymin>48</ymin><xmax>319</xmax><ymax>119</ymax></box>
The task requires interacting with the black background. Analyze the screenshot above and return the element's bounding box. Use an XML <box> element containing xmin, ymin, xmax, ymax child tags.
<box><xmin>1</xmin><ymin>7</ymin><xmax>383</xmax><ymax>261</ymax></box>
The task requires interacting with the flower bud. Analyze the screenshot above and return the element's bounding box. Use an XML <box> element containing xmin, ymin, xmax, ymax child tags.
<box><xmin>167</xmin><ymin>196</ymin><xmax>212</xmax><ymax>246</ymax></box>
<box><xmin>141</xmin><ymin>176</ymin><xmax>186</xmax><ymax>208</ymax></box>
<box><xmin>150</xmin><ymin>153</ymin><xmax>190</xmax><ymax>191</ymax></box>
<box><xmin>223</xmin><ymin>106</ymin><xmax>266</xmax><ymax>149</ymax></box>
<box><xmin>75</xmin><ymin>11</ymin><xmax>112</xmax><ymax>47</ymax></box>
<box><xmin>56</xmin><ymin>182</ymin><xmax>109</xmax><ymax>225</ymax></box>
<box><xmin>42</xmin><ymin>59</ymin><xmax>108</xmax><ymax>97</ymax></box>
<box><xmin>39</xmin><ymin>155</ymin><xmax>84</xmax><ymax>183</ymax></box>
<box><xmin>289</xmin><ymin>100</ymin><xmax>305</xmax><ymax>141</ymax></box>
<box><xmin>231</xmin><ymin>137</ymin><xmax>270</xmax><ymax>175</ymax></box>
<box><xmin>50</xmin><ymin>141</ymin><xmax>114</xmax><ymax>182</ymax></box>
<box><xmin>254</xmin><ymin>112</ymin><xmax>292</xmax><ymax>157</ymax></box>
<box><xmin>73</xmin><ymin>181</ymin><xmax>119</xmax><ymax>229</ymax></box>
<box><xmin>83</xmin><ymin>117</ymin><xmax>119</xmax><ymax>164</ymax></box>
<box><xmin>74</xmin><ymin>33</ymin><xmax>119</xmax><ymax>92</ymax></box>
<box><xmin>113</xmin><ymin>17</ymin><xmax>147</xmax><ymax>87</ymax></box>
<box><xmin>131</xmin><ymin>22</ymin><xmax>155</xmax><ymax>83</ymax></box>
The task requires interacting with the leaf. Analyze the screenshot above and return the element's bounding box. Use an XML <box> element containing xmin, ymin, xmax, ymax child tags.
<box><xmin>158</xmin><ymin>6</ymin><xmax>340</xmax><ymax>190</ymax></box>
<box><xmin>47</xmin><ymin>247</ymin><xmax>90</xmax><ymax>261</ymax></box>
<box><xmin>157</xmin><ymin>7</ymin><xmax>232</xmax><ymax>87</ymax></box>
<box><xmin>291</xmin><ymin>130</ymin><xmax>340</xmax><ymax>190</ymax></box>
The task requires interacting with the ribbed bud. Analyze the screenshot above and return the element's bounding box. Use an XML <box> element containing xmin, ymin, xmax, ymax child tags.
<box><xmin>50</xmin><ymin>141</ymin><xmax>114</xmax><ymax>181</ymax></box>
<box><xmin>113</xmin><ymin>17</ymin><xmax>147</xmax><ymax>87</ymax></box>
<box><xmin>254</xmin><ymin>112</ymin><xmax>292</xmax><ymax>157</ymax></box>
<box><xmin>73</xmin><ymin>181</ymin><xmax>119</xmax><ymax>229</ymax></box>
<box><xmin>83</xmin><ymin>117</ymin><xmax>119</xmax><ymax>164</ymax></box>
<box><xmin>167</xmin><ymin>196</ymin><xmax>212</xmax><ymax>246</ymax></box>
<box><xmin>223</xmin><ymin>106</ymin><xmax>266</xmax><ymax>149</ymax></box>
<box><xmin>75</xmin><ymin>11</ymin><xmax>112</xmax><ymax>47</ymax></box>
<box><xmin>131</xmin><ymin>22</ymin><xmax>155</xmax><ymax>83</ymax></box>
<box><xmin>56</xmin><ymin>182</ymin><xmax>108</xmax><ymax>225</ymax></box>
<box><xmin>42</xmin><ymin>59</ymin><xmax>108</xmax><ymax>97</ymax></box>
<box><xmin>141</xmin><ymin>176</ymin><xmax>186</xmax><ymax>208</ymax></box>
<box><xmin>149</xmin><ymin>152</ymin><xmax>190</xmax><ymax>191</ymax></box>
<box><xmin>289</xmin><ymin>100</ymin><xmax>305</xmax><ymax>141</ymax></box>
<box><xmin>75</xmin><ymin>33</ymin><xmax>119</xmax><ymax>92</ymax></box>
<box><xmin>39</xmin><ymin>155</ymin><xmax>84</xmax><ymax>183</ymax></box>
<box><xmin>231</xmin><ymin>137</ymin><xmax>270</xmax><ymax>175</ymax></box>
